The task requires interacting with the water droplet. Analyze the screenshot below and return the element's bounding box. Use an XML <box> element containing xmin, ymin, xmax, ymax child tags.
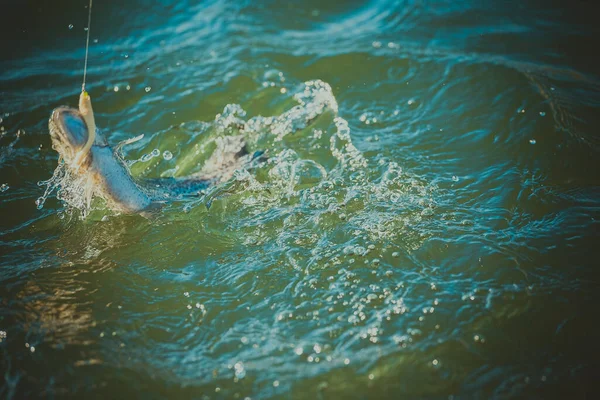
<box><xmin>151</xmin><ymin>149</ymin><xmax>160</xmax><ymax>157</ymax></box>
<box><xmin>344</xmin><ymin>358</ymin><xmax>350</xmax><ymax>365</ymax></box>
<box><xmin>68</xmin><ymin>24</ymin><xmax>74</xmax><ymax>30</ymax></box>
<box><xmin>273</xmin><ymin>380</ymin><xmax>279</xmax><ymax>387</ymax></box>
<box><xmin>372</xmin><ymin>41</ymin><xmax>382</xmax><ymax>48</ymax></box>
<box><xmin>113</xmin><ymin>86</ymin><xmax>119</xmax><ymax>92</ymax></box>
<box><xmin>163</xmin><ymin>150</ymin><xmax>173</xmax><ymax>160</ymax></box>
<box><xmin>145</xmin><ymin>86</ymin><xmax>152</xmax><ymax>92</ymax></box>
<box><xmin>452</xmin><ymin>176</ymin><xmax>459</xmax><ymax>182</ymax></box>
<box><xmin>0</xmin><ymin>183</ymin><xmax>8</xmax><ymax>192</ymax></box>
<box><xmin>539</xmin><ymin>111</ymin><xmax>546</xmax><ymax>117</ymax></box>
<box><xmin>529</xmin><ymin>139</ymin><xmax>536</xmax><ymax>145</ymax></box>
<box><xmin>294</xmin><ymin>347</ymin><xmax>303</xmax><ymax>355</ymax></box>
<box><xmin>234</xmin><ymin>362</ymin><xmax>246</xmax><ymax>379</ymax></box>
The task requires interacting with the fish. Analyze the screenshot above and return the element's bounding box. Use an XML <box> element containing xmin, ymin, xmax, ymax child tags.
<box><xmin>48</xmin><ymin>93</ymin><xmax>253</xmax><ymax>214</ymax></box>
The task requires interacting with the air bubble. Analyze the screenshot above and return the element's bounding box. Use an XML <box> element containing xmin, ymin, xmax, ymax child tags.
<box><xmin>140</xmin><ymin>150</ymin><xmax>160</xmax><ymax>162</ymax></box>
<box><xmin>68</xmin><ymin>24</ymin><xmax>74</xmax><ymax>30</ymax></box>
<box><xmin>145</xmin><ymin>86</ymin><xmax>152</xmax><ymax>92</ymax></box>
<box><xmin>163</xmin><ymin>150</ymin><xmax>173</xmax><ymax>160</ymax></box>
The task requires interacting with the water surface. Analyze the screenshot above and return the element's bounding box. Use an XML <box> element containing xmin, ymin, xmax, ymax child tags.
<box><xmin>1</xmin><ymin>0</ymin><xmax>599</xmax><ymax>398</ymax></box>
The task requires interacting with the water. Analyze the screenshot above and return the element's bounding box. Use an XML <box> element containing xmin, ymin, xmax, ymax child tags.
<box><xmin>1</xmin><ymin>0</ymin><xmax>599</xmax><ymax>398</ymax></box>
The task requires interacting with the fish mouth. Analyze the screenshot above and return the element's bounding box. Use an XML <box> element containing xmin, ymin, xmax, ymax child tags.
<box><xmin>49</xmin><ymin>107</ymin><xmax>89</xmax><ymax>164</ymax></box>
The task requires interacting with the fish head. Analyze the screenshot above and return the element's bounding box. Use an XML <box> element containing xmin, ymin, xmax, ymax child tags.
<box><xmin>49</xmin><ymin>106</ymin><xmax>105</xmax><ymax>165</ymax></box>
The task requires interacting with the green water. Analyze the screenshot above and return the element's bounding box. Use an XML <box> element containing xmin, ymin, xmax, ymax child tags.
<box><xmin>1</xmin><ymin>0</ymin><xmax>599</xmax><ymax>398</ymax></box>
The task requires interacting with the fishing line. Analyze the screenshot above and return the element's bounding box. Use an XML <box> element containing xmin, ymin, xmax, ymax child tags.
<box><xmin>73</xmin><ymin>0</ymin><xmax>96</xmax><ymax>170</ymax></box>
<box><xmin>82</xmin><ymin>0</ymin><xmax>93</xmax><ymax>92</ymax></box>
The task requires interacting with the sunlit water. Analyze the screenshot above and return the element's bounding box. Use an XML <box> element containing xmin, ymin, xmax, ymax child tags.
<box><xmin>1</xmin><ymin>0</ymin><xmax>599</xmax><ymax>398</ymax></box>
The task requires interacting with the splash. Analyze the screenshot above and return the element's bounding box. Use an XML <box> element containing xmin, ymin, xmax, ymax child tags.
<box><xmin>36</xmin><ymin>159</ymin><xmax>96</xmax><ymax>219</ymax></box>
<box><xmin>0</xmin><ymin>129</ymin><xmax>23</xmax><ymax>167</ymax></box>
<box><xmin>38</xmin><ymin>79</ymin><xmax>435</xmax><ymax>232</ymax></box>
<box><xmin>183</xmin><ymin>79</ymin><xmax>437</xmax><ymax>253</ymax></box>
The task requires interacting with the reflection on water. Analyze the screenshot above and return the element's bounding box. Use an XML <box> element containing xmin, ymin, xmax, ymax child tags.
<box><xmin>1</xmin><ymin>0</ymin><xmax>599</xmax><ymax>398</ymax></box>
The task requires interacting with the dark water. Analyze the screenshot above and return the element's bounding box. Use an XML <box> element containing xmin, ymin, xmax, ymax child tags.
<box><xmin>1</xmin><ymin>0</ymin><xmax>600</xmax><ymax>398</ymax></box>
